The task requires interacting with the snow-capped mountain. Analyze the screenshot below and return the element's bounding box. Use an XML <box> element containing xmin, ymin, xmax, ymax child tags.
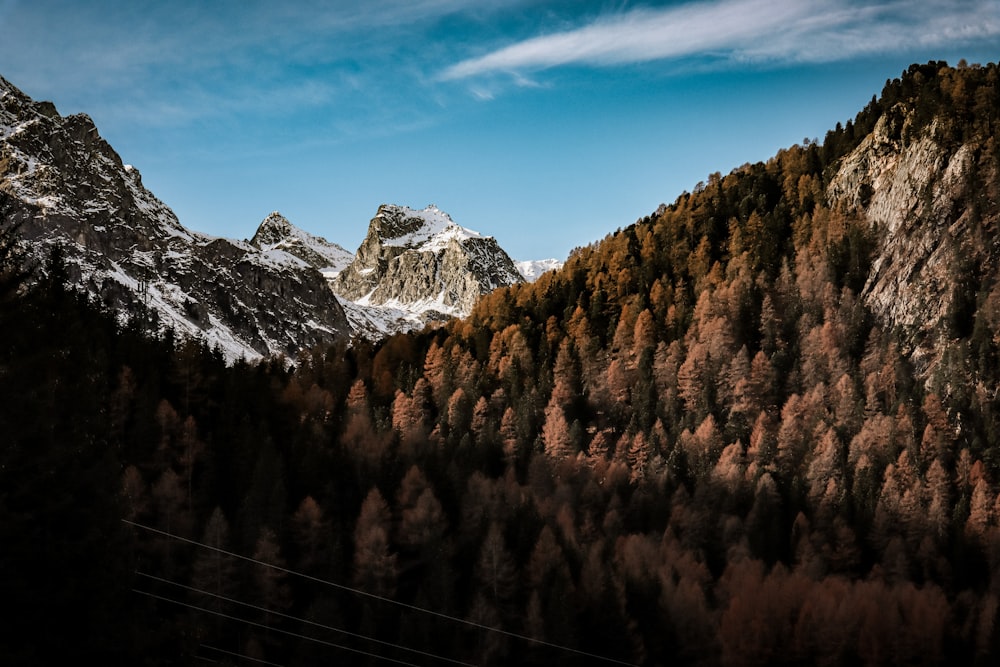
<box><xmin>247</xmin><ymin>205</ymin><xmax>561</xmax><ymax>338</ymax></box>
<box><xmin>0</xmin><ymin>76</ymin><xmax>350</xmax><ymax>362</ymax></box>
<box><xmin>516</xmin><ymin>258</ymin><xmax>563</xmax><ymax>282</ymax></box>
<box><xmin>249</xmin><ymin>211</ymin><xmax>354</xmax><ymax>277</ymax></box>
<box><xmin>0</xmin><ymin>74</ymin><xmax>555</xmax><ymax>352</ymax></box>
<box><xmin>330</xmin><ymin>204</ymin><xmax>526</xmax><ymax>334</ymax></box>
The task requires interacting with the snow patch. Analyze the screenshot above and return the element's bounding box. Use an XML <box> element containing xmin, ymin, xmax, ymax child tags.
<box><xmin>516</xmin><ymin>258</ymin><xmax>563</xmax><ymax>282</ymax></box>
<box><xmin>381</xmin><ymin>204</ymin><xmax>483</xmax><ymax>250</ymax></box>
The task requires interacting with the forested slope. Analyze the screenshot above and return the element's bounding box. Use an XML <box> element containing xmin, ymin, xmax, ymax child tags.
<box><xmin>2</xmin><ymin>61</ymin><xmax>1000</xmax><ymax>666</ymax></box>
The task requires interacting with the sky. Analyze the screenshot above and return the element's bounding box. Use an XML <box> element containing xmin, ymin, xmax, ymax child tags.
<box><xmin>0</xmin><ymin>1</ymin><xmax>997</xmax><ymax>261</ymax></box>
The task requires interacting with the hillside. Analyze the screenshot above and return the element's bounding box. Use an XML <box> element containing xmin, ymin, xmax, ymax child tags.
<box><xmin>2</xmin><ymin>61</ymin><xmax>999</xmax><ymax>665</ymax></box>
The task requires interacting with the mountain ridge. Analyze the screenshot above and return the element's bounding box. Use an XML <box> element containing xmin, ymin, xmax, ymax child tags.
<box><xmin>0</xmin><ymin>77</ymin><xmax>546</xmax><ymax>356</ymax></box>
<box><xmin>0</xmin><ymin>77</ymin><xmax>354</xmax><ymax>361</ymax></box>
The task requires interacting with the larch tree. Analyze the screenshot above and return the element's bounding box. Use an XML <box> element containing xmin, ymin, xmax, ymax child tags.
<box><xmin>469</xmin><ymin>521</ymin><xmax>519</xmax><ymax>664</ymax></box>
<box><xmin>525</xmin><ymin>524</ymin><xmax>576</xmax><ymax>647</ymax></box>
<box><xmin>678</xmin><ymin>341</ymin><xmax>710</xmax><ymax>420</ymax></box>
<box><xmin>500</xmin><ymin>406</ymin><xmax>521</xmax><ymax>466</ymax></box>
<box><xmin>631</xmin><ymin>308</ymin><xmax>657</xmax><ymax>362</ymax></box>
<box><xmin>446</xmin><ymin>386</ymin><xmax>472</xmax><ymax>439</ymax></box>
<box><xmin>925</xmin><ymin>458</ymin><xmax>952</xmax><ymax>542</ymax></box>
<box><xmin>542</xmin><ymin>394</ymin><xmax>576</xmax><ymax>459</ymax></box>
<box><xmin>353</xmin><ymin>487</ymin><xmax>398</xmax><ymax>598</ymax></box>
<box><xmin>341</xmin><ymin>379</ymin><xmax>391</xmax><ymax>471</ymax></box>
<box><xmin>422</xmin><ymin>341</ymin><xmax>451</xmax><ymax>407</ymax></box>
<box><xmin>121</xmin><ymin>464</ymin><xmax>149</xmax><ymax>522</ymax></box>
<box><xmin>966</xmin><ymin>477</ymin><xmax>994</xmax><ymax>548</ymax></box>
<box><xmin>190</xmin><ymin>507</ymin><xmax>239</xmax><ymax>622</ymax></box>
<box><xmin>920</xmin><ymin>393</ymin><xmax>955</xmax><ymax>469</ymax></box>
<box><xmin>290</xmin><ymin>495</ymin><xmax>331</xmax><ymax>575</ymax></box>
<box><xmin>251</xmin><ymin>526</ymin><xmax>292</xmax><ymax>637</ymax></box>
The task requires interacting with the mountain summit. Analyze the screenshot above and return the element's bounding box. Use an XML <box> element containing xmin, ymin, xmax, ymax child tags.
<box><xmin>332</xmin><ymin>203</ymin><xmax>525</xmax><ymax>325</ymax></box>
<box><xmin>248</xmin><ymin>211</ymin><xmax>353</xmax><ymax>276</ymax></box>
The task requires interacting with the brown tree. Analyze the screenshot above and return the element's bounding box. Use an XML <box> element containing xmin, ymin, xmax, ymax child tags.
<box><xmin>251</xmin><ymin>526</ymin><xmax>292</xmax><ymax>638</ymax></box>
<box><xmin>290</xmin><ymin>496</ymin><xmax>332</xmax><ymax>574</ymax></box>
<box><xmin>542</xmin><ymin>389</ymin><xmax>577</xmax><ymax>459</ymax></box>
<box><xmin>353</xmin><ymin>488</ymin><xmax>398</xmax><ymax>597</ymax></box>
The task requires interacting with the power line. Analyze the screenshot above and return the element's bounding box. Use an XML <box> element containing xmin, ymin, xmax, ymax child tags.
<box><xmin>200</xmin><ymin>644</ymin><xmax>283</xmax><ymax>666</ymax></box>
<box><xmin>125</xmin><ymin>519</ymin><xmax>637</xmax><ymax>667</ymax></box>
<box><xmin>133</xmin><ymin>588</ymin><xmax>424</xmax><ymax>667</ymax></box>
<box><xmin>136</xmin><ymin>571</ymin><xmax>475</xmax><ymax>667</ymax></box>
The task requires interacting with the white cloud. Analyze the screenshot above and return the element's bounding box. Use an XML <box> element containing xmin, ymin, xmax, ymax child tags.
<box><xmin>440</xmin><ymin>0</ymin><xmax>1000</xmax><ymax>80</ymax></box>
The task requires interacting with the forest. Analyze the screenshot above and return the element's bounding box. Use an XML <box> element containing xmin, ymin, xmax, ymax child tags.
<box><xmin>2</xmin><ymin>61</ymin><xmax>1000</xmax><ymax>666</ymax></box>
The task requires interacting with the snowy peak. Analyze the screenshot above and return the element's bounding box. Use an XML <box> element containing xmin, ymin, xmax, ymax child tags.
<box><xmin>371</xmin><ymin>204</ymin><xmax>481</xmax><ymax>250</ymax></box>
<box><xmin>251</xmin><ymin>211</ymin><xmax>299</xmax><ymax>247</ymax></box>
<box><xmin>331</xmin><ymin>204</ymin><xmax>524</xmax><ymax>332</ymax></box>
<box><xmin>249</xmin><ymin>211</ymin><xmax>353</xmax><ymax>274</ymax></box>
<box><xmin>1</xmin><ymin>74</ymin><xmax>553</xmax><ymax>349</ymax></box>
<box><xmin>516</xmin><ymin>258</ymin><xmax>563</xmax><ymax>282</ymax></box>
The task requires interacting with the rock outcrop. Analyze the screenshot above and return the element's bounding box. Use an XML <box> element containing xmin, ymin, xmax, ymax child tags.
<box><xmin>828</xmin><ymin>102</ymin><xmax>999</xmax><ymax>377</ymax></box>
<box><xmin>332</xmin><ymin>204</ymin><xmax>525</xmax><ymax>325</ymax></box>
<box><xmin>249</xmin><ymin>211</ymin><xmax>354</xmax><ymax>276</ymax></box>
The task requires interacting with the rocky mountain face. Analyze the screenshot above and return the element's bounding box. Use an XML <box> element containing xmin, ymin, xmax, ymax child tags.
<box><xmin>330</xmin><ymin>204</ymin><xmax>526</xmax><ymax>330</ymax></box>
<box><xmin>248</xmin><ymin>211</ymin><xmax>354</xmax><ymax>277</ymax></box>
<box><xmin>246</xmin><ymin>205</ymin><xmax>537</xmax><ymax>339</ymax></box>
<box><xmin>0</xmin><ymin>76</ymin><xmax>350</xmax><ymax>361</ymax></box>
<box><xmin>827</xmin><ymin>99</ymin><xmax>999</xmax><ymax>377</ymax></box>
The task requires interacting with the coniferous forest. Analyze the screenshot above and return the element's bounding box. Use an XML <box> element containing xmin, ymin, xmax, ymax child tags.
<box><xmin>3</xmin><ymin>62</ymin><xmax>1000</xmax><ymax>666</ymax></box>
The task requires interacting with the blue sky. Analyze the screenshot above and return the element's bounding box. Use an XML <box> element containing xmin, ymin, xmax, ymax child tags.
<box><xmin>1</xmin><ymin>1</ymin><xmax>997</xmax><ymax>261</ymax></box>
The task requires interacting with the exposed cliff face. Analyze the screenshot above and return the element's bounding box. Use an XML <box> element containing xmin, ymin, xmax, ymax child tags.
<box><xmin>828</xmin><ymin>104</ymin><xmax>999</xmax><ymax>376</ymax></box>
<box><xmin>332</xmin><ymin>204</ymin><xmax>525</xmax><ymax>324</ymax></box>
<box><xmin>0</xmin><ymin>77</ymin><xmax>350</xmax><ymax>361</ymax></box>
<box><xmin>249</xmin><ymin>211</ymin><xmax>353</xmax><ymax>276</ymax></box>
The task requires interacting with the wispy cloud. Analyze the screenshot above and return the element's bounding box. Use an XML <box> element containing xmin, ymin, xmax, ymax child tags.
<box><xmin>440</xmin><ymin>0</ymin><xmax>1000</xmax><ymax>80</ymax></box>
<box><xmin>0</xmin><ymin>0</ymin><xmax>508</xmax><ymax>131</ymax></box>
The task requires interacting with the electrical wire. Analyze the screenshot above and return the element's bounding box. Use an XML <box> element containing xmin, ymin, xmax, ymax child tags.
<box><xmin>200</xmin><ymin>643</ymin><xmax>284</xmax><ymax>666</ymax></box>
<box><xmin>133</xmin><ymin>588</ymin><xmax>424</xmax><ymax>667</ymax></box>
<box><xmin>125</xmin><ymin>518</ymin><xmax>637</xmax><ymax>667</ymax></box>
<box><xmin>136</xmin><ymin>571</ymin><xmax>475</xmax><ymax>667</ymax></box>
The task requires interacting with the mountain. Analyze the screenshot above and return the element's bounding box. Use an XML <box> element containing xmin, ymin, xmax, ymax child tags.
<box><xmin>248</xmin><ymin>211</ymin><xmax>354</xmax><ymax>278</ymax></box>
<box><xmin>0</xmin><ymin>76</ymin><xmax>355</xmax><ymax>362</ymax></box>
<box><xmin>330</xmin><ymin>203</ymin><xmax>526</xmax><ymax>331</ymax></box>
<box><xmin>246</xmin><ymin>205</ymin><xmax>533</xmax><ymax>339</ymax></box>
<box><xmin>516</xmin><ymin>257</ymin><xmax>564</xmax><ymax>282</ymax></box>
<box><xmin>0</xmin><ymin>71</ymin><xmax>541</xmax><ymax>355</ymax></box>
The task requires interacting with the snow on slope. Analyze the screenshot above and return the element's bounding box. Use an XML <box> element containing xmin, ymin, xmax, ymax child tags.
<box><xmin>250</xmin><ymin>211</ymin><xmax>354</xmax><ymax>275</ymax></box>
<box><xmin>0</xmin><ymin>78</ymin><xmax>351</xmax><ymax>363</ymax></box>
<box><xmin>379</xmin><ymin>204</ymin><xmax>481</xmax><ymax>249</ymax></box>
<box><xmin>516</xmin><ymin>258</ymin><xmax>564</xmax><ymax>282</ymax></box>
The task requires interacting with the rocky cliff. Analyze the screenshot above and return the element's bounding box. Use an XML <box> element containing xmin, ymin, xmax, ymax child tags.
<box><xmin>331</xmin><ymin>204</ymin><xmax>525</xmax><ymax>326</ymax></box>
<box><xmin>0</xmin><ymin>76</ymin><xmax>351</xmax><ymax>361</ymax></box>
<box><xmin>249</xmin><ymin>211</ymin><xmax>353</xmax><ymax>276</ymax></box>
<box><xmin>828</xmin><ymin>97</ymin><xmax>999</xmax><ymax>377</ymax></box>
